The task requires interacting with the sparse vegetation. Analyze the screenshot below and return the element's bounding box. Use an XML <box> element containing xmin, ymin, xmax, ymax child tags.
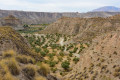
<box><xmin>1</xmin><ymin>14</ymin><xmax>120</xmax><ymax>80</ymax></box>
<box><xmin>22</xmin><ymin>33</ymin><xmax>88</xmax><ymax>78</ymax></box>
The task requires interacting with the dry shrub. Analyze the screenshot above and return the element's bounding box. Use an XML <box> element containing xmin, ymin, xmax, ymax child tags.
<box><xmin>2</xmin><ymin>50</ymin><xmax>16</xmax><ymax>58</ymax></box>
<box><xmin>23</xmin><ymin>64</ymin><xmax>36</xmax><ymax>80</ymax></box>
<box><xmin>7</xmin><ymin>58</ymin><xmax>20</xmax><ymax>75</ymax></box>
<box><xmin>0</xmin><ymin>58</ymin><xmax>20</xmax><ymax>76</ymax></box>
<box><xmin>16</xmin><ymin>55</ymin><xmax>35</xmax><ymax>64</ymax></box>
<box><xmin>37</xmin><ymin>63</ymin><xmax>50</xmax><ymax>76</ymax></box>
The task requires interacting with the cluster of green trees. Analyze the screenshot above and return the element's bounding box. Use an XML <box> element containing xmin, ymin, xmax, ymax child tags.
<box><xmin>24</xmin><ymin>33</ymin><xmax>90</xmax><ymax>75</ymax></box>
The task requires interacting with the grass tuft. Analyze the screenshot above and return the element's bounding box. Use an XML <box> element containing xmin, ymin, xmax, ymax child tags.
<box><xmin>23</xmin><ymin>64</ymin><xmax>36</xmax><ymax>80</ymax></box>
<box><xmin>37</xmin><ymin>63</ymin><xmax>50</xmax><ymax>76</ymax></box>
<box><xmin>2</xmin><ymin>50</ymin><xmax>16</xmax><ymax>58</ymax></box>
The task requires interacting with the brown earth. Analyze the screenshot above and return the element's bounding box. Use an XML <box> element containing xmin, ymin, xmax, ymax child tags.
<box><xmin>41</xmin><ymin>15</ymin><xmax>120</xmax><ymax>80</ymax></box>
<box><xmin>63</xmin><ymin>30</ymin><xmax>120</xmax><ymax>80</ymax></box>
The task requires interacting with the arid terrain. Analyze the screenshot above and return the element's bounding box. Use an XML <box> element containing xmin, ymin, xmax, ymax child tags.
<box><xmin>0</xmin><ymin>9</ymin><xmax>120</xmax><ymax>80</ymax></box>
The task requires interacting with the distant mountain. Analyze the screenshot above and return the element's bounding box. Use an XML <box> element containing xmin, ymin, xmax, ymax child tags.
<box><xmin>92</xmin><ymin>6</ymin><xmax>120</xmax><ymax>12</ymax></box>
<box><xmin>0</xmin><ymin>9</ymin><xmax>120</xmax><ymax>24</ymax></box>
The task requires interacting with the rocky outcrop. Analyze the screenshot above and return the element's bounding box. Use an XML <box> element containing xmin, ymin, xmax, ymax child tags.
<box><xmin>1</xmin><ymin>15</ymin><xmax>24</xmax><ymax>30</ymax></box>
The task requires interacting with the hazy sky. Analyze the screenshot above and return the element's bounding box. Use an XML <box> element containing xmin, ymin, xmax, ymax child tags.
<box><xmin>0</xmin><ymin>0</ymin><xmax>120</xmax><ymax>12</ymax></box>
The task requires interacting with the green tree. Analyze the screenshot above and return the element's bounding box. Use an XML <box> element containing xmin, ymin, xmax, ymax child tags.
<box><xmin>49</xmin><ymin>61</ymin><xmax>56</xmax><ymax>67</ymax></box>
<box><xmin>73</xmin><ymin>57</ymin><xmax>79</xmax><ymax>64</ymax></box>
<box><xmin>59</xmin><ymin>52</ymin><xmax>64</xmax><ymax>57</ymax></box>
<box><xmin>40</xmin><ymin>51</ymin><xmax>46</xmax><ymax>57</ymax></box>
<box><xmin>61</xmin><ymin>60</ymin><xmax>70</xmax><ymax>70</ymax></box>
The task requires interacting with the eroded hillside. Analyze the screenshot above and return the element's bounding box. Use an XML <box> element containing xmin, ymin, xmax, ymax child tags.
<box><xmin>0</xmin><ymin>27</ymin><xmax>30</xmax><ymax>55</ymax></box>
<box><xmin>0</xmin><ymin>27</ymin><xmax>58</xmax><ymax>80</ymax></box>
<box><xmin>0</xmin><ymin>14</ymin><xmax>120</xmax><ymax>80</ymax></box>
<box><xmin>63</xmin><ymin>31</ymin><xmax>120</xmax><ymax>80</ymax></box>
<box><xmin>42</xmin><ymin>15</ymin><xmax>120</xmax><ymax>42</ymax></box>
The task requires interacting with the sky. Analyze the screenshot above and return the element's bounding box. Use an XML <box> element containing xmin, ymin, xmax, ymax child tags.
<box><xmin>0</xmin><ymin>0</ymin><xmax>120</xmax><ymax>12</ymax></box>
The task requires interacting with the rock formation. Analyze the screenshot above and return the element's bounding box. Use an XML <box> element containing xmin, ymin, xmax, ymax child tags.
<box><xmin>0</xmin><ymin>9</ymin><xmax>120</xmax><ymax>24</ymax></box>
<box><xmin>42</xmin><ymin>15</ymin><xmax>120</xmax><ymax>42</ymax></box>
<box><xmin>1</xmin><ymin>15</ymin><xmax>24</xmax><ymax>30</ymax></box>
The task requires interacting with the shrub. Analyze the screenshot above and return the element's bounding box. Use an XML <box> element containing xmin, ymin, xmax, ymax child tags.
<box><xmin>48</xmin><ymin>53</ymin><xmax>55</xmax><ymax>58</ymax></box>
<box><xmin>51</xmin><ymin>44</ymin><xmax>58</xmax><ymax>49</ymax></box>
<box><xmin>115</xmin><ymin>67</ymin><xmax>120</xmax><ymax>72</ymax></box>
<box><xmin>23</xmin><ymin>65</ymin><xmax>36</xmax><ymax>80</ymax></box>
<box><xmin>51</xmin><ymin>67</ymin><xmax>57</xmax><ymax>73</ymax></box>
<box><xmin>38</xmin><ymin>63</ymin><xmax>50</xmax><ymax>76</ymax></box>
<box><xmin>73</xmin><ymin>57</ymin><xmax>79</xmax><ymax>64</ymax></box>
<box><xmin>69</xmin><ymin>51</ymin><xmax>73</xmax><ymax>54</ymax></box>
<box><xmin>44</xmin><ymin>48</ymin><xmax>49</xmax><ymax>53</ymax></box>
<box><xmin>49</xmin><ymin>61</ymin><xmax>56</xmax><ymax>67</ymax></box>
<box><xmin>67</xmin><ymin>57</ymin><xmax>71</xmax><ymax>61</ymax></box>
<box><xmin>43</xmin><ymin>60</ymin><xmax>49</xmax><ymax>64</ymax></box>
<box><xmin>113</xmin><ymin>51</ymin><xmax>117</xmax><ymax>55</ymax></box>
<box><xmin>35</xmin><ymin>47</ymin><xmax>41</xmax><ymax>53</ymax></box>
<box><xmin>67</xmin><ymin>44</ymin><xmax>73</xmax><ymax>50</ymax></box>
<box><xmin>69</xmin><ymin>53</ymin><xmax>73</xmax><ymax>57</ymax></box>
<box><xmin>58</xmin><ymin>56</ymin><xmax>63</xmax><ymax>61</ymax></box>
<box><xmin>61</xmin><ymin>60</ymin><xmax>70</xmax><ymax>70</ymax></box>
<box><xmin>16</xmin><ymin>55</ymin><xmax>35</xmax><ymax>64</ymax></box>
<box><xmin>59</xmin><ymin>52</ymin><xmax>64</xmax><ymax>57</ymax></box>
<box><xmin>23</xmin><ymin>24</ymin><xmax>29</xmax><ymax>28</ymax></box>
<box><xmin>73</xmin><ymin>47</ymin><xmax>78</xmax><ymax>53</ymax></box>
<box><xmin>2</xmin><ymin>50</ymin><xmax>16</xmax><ymax>58</ymax></box>
<box><xmin>60</xmin><ymin>72</ymin><xmax>63</xmax><ymax>75</ymax></box>
<box><xmin>34</xmin><ymin>39</ymin><xmax>41</xmax><ymax>46</ymax></box>
<box><xmin>40</xmin><ymin>51</ymin><xmax>46</xmax><ymax>57</ymax></box>
<box><xmin>100</xmin><ymin>58</ymin><xmax>105</xmax><ymax>62</ymax></box>
<box><xmin>80</xmin><ymin>44</ymin><xmax>85</xmax><ymax>49</ymax></box>
<box><xmin>0</xmin><ymin>59</ymin><xmax>9</xmax><ymax>73</ymax></box>
<box><xmin>85</xmin><ymin>43</ymin><xmax>90</xmax><ymax>47</ymax></box>
<box><xmin>113</xmin><ymin>67</ymin><xmax>120</xmax><ymax>77</ymax></box>
<box><xmin>60</xmin><ymin>46</ymin><xmax>65</xmax><ymax>51</ymax></box>
<box><xmin>113</xmin><ymin>72</ymin><xmax>120</xmax><ymax>77</ymax></box>
<box><xmin>7</xmin><ymin>58</ymin><xmax>20</xmax><ymax>75</ymax></box>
